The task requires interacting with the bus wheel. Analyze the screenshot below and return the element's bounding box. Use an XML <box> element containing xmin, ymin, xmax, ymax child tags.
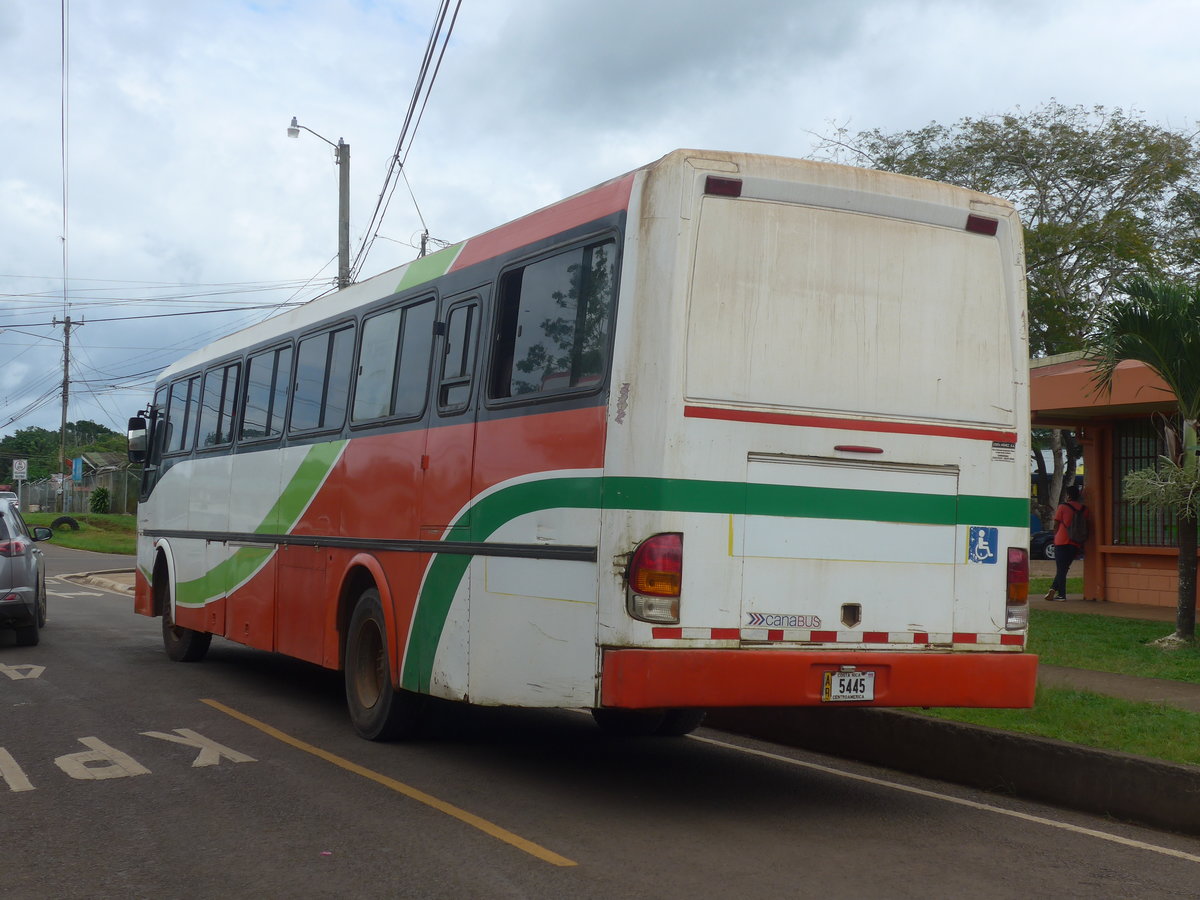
<box><xmin>591</xmin><ymin>708</ymin><xmax>707</xmax><ymax>737</ymax></box>
<box><xmin>655</xmin><ymin>709</ymin><xmax>706</xmax><ymax>736</ymax></box>
<box><xmin>345</xmin><ymin>588</ymin><xmax>425</xmax><ymax>741</ymax></box>
<box><xmin>162</xmin><ymin>602</ymin><xmax>212</xmax><ymax>662</ymax></box>
<box><xmin>591</xmin><ymin>708</ymin><xmax>667</xmax><ymax>736</ymax></box>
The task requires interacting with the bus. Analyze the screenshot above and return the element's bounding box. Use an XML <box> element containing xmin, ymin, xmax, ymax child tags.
<box><xmin>128</xmin><ymin>149</ymin><xmax>1037</xmax><ymax>740</ymax></box>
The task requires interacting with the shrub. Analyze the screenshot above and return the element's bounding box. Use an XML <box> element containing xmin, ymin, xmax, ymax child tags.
<box><xmin>89</xmin><ymin>487</ymin><xmax>111</xmax><ymax>514</ymax></box>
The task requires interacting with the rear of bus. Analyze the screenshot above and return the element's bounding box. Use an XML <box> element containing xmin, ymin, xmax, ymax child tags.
<box><xmin>597</xmin><ymin>151</ymin><xmax>1035</xmax><ymax>712</ymax></box>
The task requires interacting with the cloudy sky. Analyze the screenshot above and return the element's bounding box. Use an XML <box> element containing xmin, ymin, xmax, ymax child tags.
<box><xmin>2</xmin><ymin>0</ymin><xmax>1197</xmax><ymax>437</ymax></box>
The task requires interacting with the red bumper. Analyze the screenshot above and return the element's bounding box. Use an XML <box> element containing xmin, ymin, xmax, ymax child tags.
<box><xmin>600</xmin><ymin>649</ymin><xmax>1038</xmax><ymax>709</ymax></box>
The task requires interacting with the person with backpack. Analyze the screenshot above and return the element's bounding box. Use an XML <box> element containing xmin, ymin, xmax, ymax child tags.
<box><xmin>1045</xmin><ymin>484</ymin><xmax>1089</xmax><ymax>601</ymax></box>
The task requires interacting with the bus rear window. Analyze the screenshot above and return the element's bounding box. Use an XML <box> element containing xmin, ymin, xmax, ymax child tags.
<box><xmin>489</xmin><ymin>239</ymin><xmax>616</xmax><ymax>400</ymax></box>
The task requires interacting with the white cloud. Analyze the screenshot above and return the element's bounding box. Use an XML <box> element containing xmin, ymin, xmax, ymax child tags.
<box><xmin>0</xmin><ymin>0</ymin><xmax>1197</xmax><ymax>435</ymax></box>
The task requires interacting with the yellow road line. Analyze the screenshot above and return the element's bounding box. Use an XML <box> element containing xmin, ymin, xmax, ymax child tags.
<box><xmin>201</xmin><ymin>698</ymin><xmax>577</xmax><ymax>867</ymax></box>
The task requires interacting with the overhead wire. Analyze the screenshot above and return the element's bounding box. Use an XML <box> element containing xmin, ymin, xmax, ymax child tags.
<box><xmin>5</xmin><ymin>4</ymin><xmax>466</xmax><ymax>435</ymax></box>
<box><xmin>351</xmin><ymin>0</ymin><xmax>462</xmax><ymax>281</ymax></box>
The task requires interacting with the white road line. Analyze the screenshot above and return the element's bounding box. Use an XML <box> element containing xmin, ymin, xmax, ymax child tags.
<box><xmin>690</xmin><ymin>734</ymin><xmax>1200</xmax><ymax>865</ymax></box>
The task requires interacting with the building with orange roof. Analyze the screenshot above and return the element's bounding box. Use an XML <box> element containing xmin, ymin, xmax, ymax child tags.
<box><xmin>1030</xmin><ymin>352</ymin><xmax>1183</xmax><ymax>608</ymax></box>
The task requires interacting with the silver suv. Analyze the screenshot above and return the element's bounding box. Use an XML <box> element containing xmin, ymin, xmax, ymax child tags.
<box><xmin>0</xmin><ymin>504</ymin><xmax>52</xmax><ymax>646</ymax></box>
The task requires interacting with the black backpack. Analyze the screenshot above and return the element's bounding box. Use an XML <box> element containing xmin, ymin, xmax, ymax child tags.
<box><xmin>1066</xmin><ymin>501</ymin><xmax>1089</xmax><ymax>543</ymax></box>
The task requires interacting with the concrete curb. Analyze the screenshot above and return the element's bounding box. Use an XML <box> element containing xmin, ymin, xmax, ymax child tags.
<box><xmin>60</xmin><ymin>571</ymin><xmax>135</xmax><ymax>596</ymax></box>
<box><xmin>705</xmin><ymin>708</ymin><xmax>1200</xmax><ymax>836</ymax></box>
<box><xmin>84</xmin><ymin>576</ymin><xmax>134</xmax><ymax>595</ymax></box>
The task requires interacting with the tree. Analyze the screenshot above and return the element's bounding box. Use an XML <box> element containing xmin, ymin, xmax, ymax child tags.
<box><xmin>1088</xmin><ymin>277</ymin><xmax>1200</xmax><ymax>643</ymax></box>
<box><xmin>815</xmin><ymin>101</ymin><xmax>1200</xmax><ymax>509</ymax></box>
<box><xmin>815</xmin><ymin>101</ymin><xmax>1200</xmax><ymax>356</ymax></box>
<box><xmin>0</xmin><ymin>421</ymin><xmax>125</xmax><ymax>481</ymax></box>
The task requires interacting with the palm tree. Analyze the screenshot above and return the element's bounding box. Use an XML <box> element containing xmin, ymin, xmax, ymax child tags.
<box><xmin>1088</xmin><ymin>277</ymin><xmax>1200</xmax><ymax>642</ymax></box>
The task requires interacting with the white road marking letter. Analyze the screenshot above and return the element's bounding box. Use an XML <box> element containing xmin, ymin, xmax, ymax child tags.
<box><xmin>140</xmin><ymin>728</ymin><xmax>256</xmax><ymax>767</ymax></box>
<box><xmin>0</xmin><ymin>748</ymin><xmax>35</xmax><ymax>792</ymax></box>
<box><xmin>0</xmin><ymin>663</ymin><xmax>44</xmax><ymax>680</ymax></box>
<box><xmin>54</xmin><ymin>737</ymin><xmax>151</xmax><ymax>780</ymax></box>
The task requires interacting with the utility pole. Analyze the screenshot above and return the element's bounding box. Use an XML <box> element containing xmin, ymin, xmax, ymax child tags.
<box><xmin>53</xmin><ymin>315</ymin><xmax>72</xmax><ymax>513</ymax></box>
<box><xmin>288</xmin><ymin>117</ymin><xmax>351</xmax><ymax>289</ymax></box>
<box><xmin>336</xmin><ymin>138</ymin><xmax>350</xmax><ymax>289</ymax></box>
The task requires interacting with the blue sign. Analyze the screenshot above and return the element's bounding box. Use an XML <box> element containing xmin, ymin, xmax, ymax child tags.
<box><xmin>968</xmin><ymin>526</ymin><xmax>998</xmax><ymax>564</ymax></box>
<box><xmin>72</xmin><ymin>457</ymin><xmax>83</xmax><ymax>483</ymax></box>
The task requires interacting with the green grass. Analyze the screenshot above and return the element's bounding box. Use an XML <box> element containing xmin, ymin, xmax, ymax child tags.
<box><xmin>1028</xmin><ymin>607</ymin><xmax>1200</xmax><ymax>683</ymax></box>
<box><xmin>24</xmin><ymin>512</ymin><xmax>136</xmax><ymax>555</ymax></box>
<box><xmin>918</xmin><ymin>609</ymin><xmax>1200</xmax><ymax>765</ymax></box>
<box><xmin>922</xmin><ymin>686</ymin><xmax>1200</xmax><ymax>767</ymax></box>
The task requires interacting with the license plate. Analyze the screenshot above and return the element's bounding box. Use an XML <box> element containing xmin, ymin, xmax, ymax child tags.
<box><xmin>822</xmin><ymin>669</ymin><xmax>875</xmax><ymax>702</ymax></box>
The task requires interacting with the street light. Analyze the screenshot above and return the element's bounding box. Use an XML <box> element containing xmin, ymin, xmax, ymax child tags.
<box><xmin>288</xmin><ymin>116</ymin><xmax>351</xmax><ymax>289</ymax></box>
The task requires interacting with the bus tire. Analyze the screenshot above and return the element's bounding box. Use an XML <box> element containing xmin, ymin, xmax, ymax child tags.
<box><xmin>591</xmin><ymin>708</ymin><xmax>668</xmax><ymax>737</ymax></box>
<box><xmin>162</xmin><ymin>601</ymin><xmax>212</xmax><ymax>662</ymax></box>
<box><xmin>654</xmin><ymin>709</ymin><xmax>706</xmax><ymax>736</ymax></box>
<box><xmin>591</xmin><ymin>707</ymin><xmax>707</xmax><ymax>737</ymax></box>
<box><xmin>345</xmin><ymin>588</ymin><xmax>425</xmax><ymax>741</ymax></box>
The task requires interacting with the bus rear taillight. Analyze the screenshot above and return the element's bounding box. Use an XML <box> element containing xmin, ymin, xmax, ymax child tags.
<box><xmin>628</xmin><ymin>533</ymin><xmax>682</xmax><ymax>624</ymax></box>
<box><xmin>1006</xmin><ymin>547</ymin><xmax>1029</xmax><ymax>630</ymax></box>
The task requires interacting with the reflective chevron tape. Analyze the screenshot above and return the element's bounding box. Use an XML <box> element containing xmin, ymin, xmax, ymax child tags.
<box><xmin>649</xmin><ymin>627</ymin><xmax>1024</xmax><ymax>647</ymax></box>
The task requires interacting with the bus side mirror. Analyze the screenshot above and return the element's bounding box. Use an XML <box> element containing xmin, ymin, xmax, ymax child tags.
<box><xmin>128</xmin><ymin>416</ymin><xmax>148</xmax><ymax>464</ymax></box>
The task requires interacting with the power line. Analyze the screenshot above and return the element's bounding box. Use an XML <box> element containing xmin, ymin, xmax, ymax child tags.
<box><xmin>0</xmin><ymin>302</ymin><xmax>307</xmax><ymax>329</ymax></box>
<box><xmin>351</xmin><ymin>0</ymin><xmax>462</xmax><ymax>280</ymax></box>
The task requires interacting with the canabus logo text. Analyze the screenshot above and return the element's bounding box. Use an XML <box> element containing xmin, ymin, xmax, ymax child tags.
<box><xmin>746</xmin><ymin>612</ymin><xmax>822</xmax><ymax>628</ymax></box>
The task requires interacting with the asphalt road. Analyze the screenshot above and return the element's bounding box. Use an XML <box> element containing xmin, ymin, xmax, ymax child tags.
<box><xmin>3</xmin><ymin>545</ymin><xmax>1200</xmax><ymax>898</ymax></box>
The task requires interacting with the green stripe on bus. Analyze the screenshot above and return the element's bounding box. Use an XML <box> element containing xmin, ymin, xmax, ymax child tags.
<box><xmin>175</xmin><ymin>441</ymin><xmax>346</xmax><ymax>606</ymax></box>
<box><xmin>399</xmin><ymin>476</ymin><xmax>1028</xmax><ymax>690</ymax></box>
<box><xmin>395</xmin><ymin>242</ymin><xmax>465</xmax><ymax>292</ymax></box>
<box><xmin>176</xmin><ymin>546</ymin><xmax>273</xmax><ymax>607</ymax></box>
<box><xmin>255</xmin><ymin>440</ymin><xmax>347</xmax><ymax>535</ymax></box>
<box><xmin>401</xmin><ymin>477</ymin><xmax>603</xmax><ymax>690</ymax></box>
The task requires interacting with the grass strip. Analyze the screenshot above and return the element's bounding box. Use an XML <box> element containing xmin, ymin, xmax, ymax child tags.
<box><xmin>25</xmin><ymin>513</ymin><xmax>137</xmax><ymax>555</ymax></box>
<box><xmin>1029</xmin><ymin>608</ymin><xmax>1200</xmax><ymax>683</ymax></box>
<box><xmin>921</xmin><ymin>685</ymin><xmax>1200</xmax><ymax>767</ymax></box>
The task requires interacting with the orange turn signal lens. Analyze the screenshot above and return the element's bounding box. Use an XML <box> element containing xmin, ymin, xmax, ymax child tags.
<box><xmin>629</xmin><ymin>533</ymin><xmax>683</xmax><ymax>597</ymax></box>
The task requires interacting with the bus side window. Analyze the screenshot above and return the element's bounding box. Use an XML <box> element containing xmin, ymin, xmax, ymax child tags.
<box><xmin>291</xmin><ymin>324</ymin><xmax>355</xmax><ymax>433</ymax></box>
<box><xmin>140</xmin><ymin>385</ymin><xmax>170</xmax><ymax>499</ymax></box>
<box><xmin>148</xmin><ymin>386</ymin><xmax>168</xmax><ymax>465</ymax></box>
<box><xmin>241</xmin><ymin>345</ymin><xmax>292</xmax><ymax>442</ymax></box>
<box><xmin>164</xmin><ymin>375</ymin><xmax>201</xmax><ymax>455</ymax></box>
<box><xmin>351</xmin><ymin>298</ymin><xmax>434</xmax><ymax>423</ymax></box>
<box><xmin>489</xmin><ymin>238</ymin><xmax>616</xmax><ymax>400</ymax></box>
<box><xmin>439</xmin><ymin>301</ymin><xmax>478</xmax><ymax>413</ymax></box>
<box><xmin>197</xmin><ymin>361</ymin><xmax>241</xmax><ymax>450</ymax></box>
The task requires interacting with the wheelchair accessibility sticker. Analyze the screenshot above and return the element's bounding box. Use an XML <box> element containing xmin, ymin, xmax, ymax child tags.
<box><xmin>968</xmin><ymin>526</ymin><xmax>998</xmax><ymax>564</ymax></box>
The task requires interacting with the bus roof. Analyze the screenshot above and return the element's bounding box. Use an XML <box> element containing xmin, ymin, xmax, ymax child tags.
<box><xmin>160</xmin><ymin>148</ymin><xmax>1015</xmax><ymax>382</ymax></box>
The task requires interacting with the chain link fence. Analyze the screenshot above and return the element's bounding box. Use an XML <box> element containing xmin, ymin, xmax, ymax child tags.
<box><xmin>17</xmin><ymin>466</ymin><xmax>141</xmax><ymax>515</ymax></box>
